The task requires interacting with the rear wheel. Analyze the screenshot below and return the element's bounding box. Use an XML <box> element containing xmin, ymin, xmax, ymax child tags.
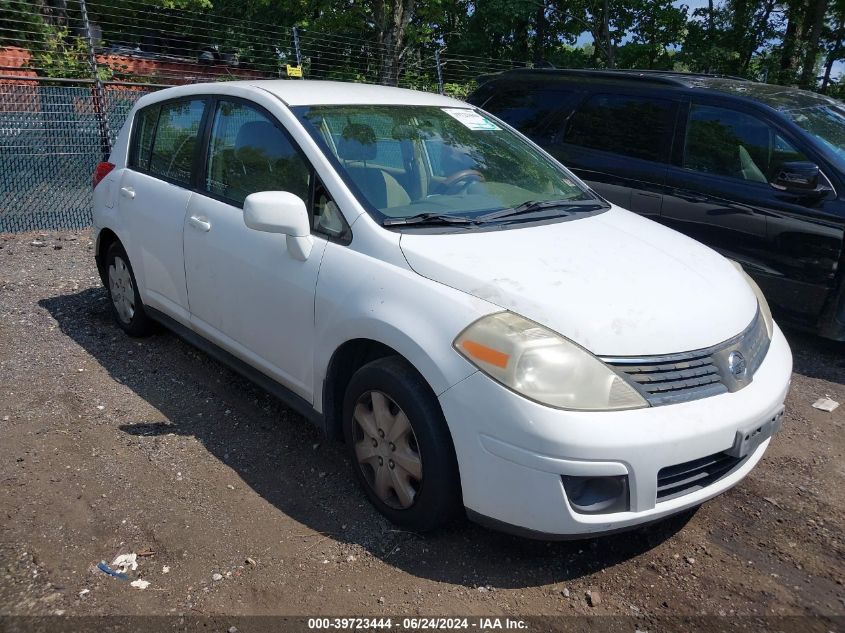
<box><xmin>343</xmin><ymin>356</ymin><xmax>462</xmax><ymax>531</ymax></box>
<box><xmin>105</xmin><ymin>241</ymin><xmax>153</xmax><ymax>337</ymax></box>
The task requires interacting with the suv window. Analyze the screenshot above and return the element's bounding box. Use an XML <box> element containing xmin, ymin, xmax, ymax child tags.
<box><xmin>129</xmin><ymin>104</ymin><xmax>159</xmax><ymax>170</ymax></box>
<box><xmin>684</xmin><ymin>104</ymin><xmax>808</xmax><ymax>183</ymax></box>
<box><xmin>148</xmin><ymin>99</ymin><xmax>205</xmax><ymax>186</ymax></box>
<box><xmin>205</xmin><ymin>100</ymin><xmax>311</xmax><ymax>206</ymax></box>
<box><xmin>564</xmin><ymin>93</ymin><xmax>676</xmax><ymax>162</ymax></box>
<box><xmin>482</xmin><ymin>88</ymin><xmax>580</xmax><ymax>137</ymax></box>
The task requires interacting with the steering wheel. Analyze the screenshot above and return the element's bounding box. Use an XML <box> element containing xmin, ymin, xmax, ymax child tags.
<box><xmin>436</xmin><ymin>169</ymin><xmax>484</xmax><ymax>193</ymax></box>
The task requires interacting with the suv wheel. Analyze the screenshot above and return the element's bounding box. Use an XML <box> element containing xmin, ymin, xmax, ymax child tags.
<box><xmin>106</xmin><ymin>241</ymin><xmax>153</xmax><ymax>337</ymax></box>
<box><xmin>343</xmin><ymin>356</ymin><xmax>462</xmax><ymax>531</ymax></box>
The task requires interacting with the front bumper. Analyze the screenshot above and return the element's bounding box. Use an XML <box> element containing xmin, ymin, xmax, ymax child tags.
<box><xmin>438</xmin><ymin>324</ymin><xmax>792</xmax><ymax>537</ymax></box>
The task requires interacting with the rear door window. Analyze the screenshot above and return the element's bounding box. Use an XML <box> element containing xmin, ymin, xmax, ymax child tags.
<box><xmin>482</xmin><ymin>88</ymin><xmax>580</xmax><ymax>137</ymax></box>
<box><xmin>564</xmin><ymin>93</ymin><xmax>676</xmax><ymax>162</ymax></box>
<box><xmin>683</xmin><ymin>104</ymin><xmax>809</xmax><ymax>183</ymax></box>
<box><xmin>148</xmin><ymin>99</ymin><xmax>206</xmax><ymax>186</ymax></box>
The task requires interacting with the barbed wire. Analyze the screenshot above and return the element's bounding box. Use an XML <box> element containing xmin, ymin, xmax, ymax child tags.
<box><xmin>0</xmin><ymin>0</ymin><xmax>529</xmax><ymax>90</ymax></box>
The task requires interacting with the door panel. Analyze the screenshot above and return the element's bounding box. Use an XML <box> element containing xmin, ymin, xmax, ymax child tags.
<box><xmin>557</xmin><ymin>150</ymin><xmax>667</xmax><ymax>216</ymax></box>
<box><xmin>661</xmin><ymin>169</ymin><xmax>770</xmax><ymax>272</ymax></box>
<box><xmin>183</xmin><ymin>97</ymin><xmax>327</xmax><ymax>401</ymax></box>
<box><xmin>759</xmin><ymin>190</ymin><xmax>844</xmax><ymax>320</ymax></box>
<box><xmin>118</xmin><ymin>98</ymin><xmax>207</xmax><ymax>322</ymax></box>
<box><xmin>119</xmin><ymin>170</ymin><xmax>192</xmax><ymax>321</ymax></box>
<box><xmin>662</xmin><ymin>101</ymin><xmax>844</xmax><ymax>321</ymax></box>
<box><xmin>183</xmin><ymin>194</ymin><xmax>327</xmax><ymax>399</ymax></box>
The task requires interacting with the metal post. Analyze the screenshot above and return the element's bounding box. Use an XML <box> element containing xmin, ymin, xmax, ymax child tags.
<box><xmin>292</xmin><ymin>26</ymin><xmax>303</xmax><ymax>68</ymax></box>
<box><xmin>435</xmin><ymin>48</ymin><xmax>444</xmax><ymax>95</ymax></box>
<box><xmin>79</xmin><ymin>0</ymin><xmax>111</xmax><ymax>160</ymax></box>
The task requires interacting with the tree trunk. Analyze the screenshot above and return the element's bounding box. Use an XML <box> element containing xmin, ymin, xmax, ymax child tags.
<box><xmin>799</xmin><ymin>0</ymin><xmax>829</xmax><ymax>89</ymax></box>
<box><xmin>739</xmin><ymin>0</ymin><xmax>775</xmax><ymax>75</ymax></box>
<box><xmin>729</xmin><ymin>0</ymin><xmax>750</xmax><ymax>75</ymax></box>
<box><xmin>822</xmin><ymin>10</ymin><xmax>845</xmax><ymax>92</ymax></box>
<box><xmin>603</xmin><ymin>0</ymin><xmax>614</xmax><ymax>68</ymax></box>
<box><xmin>514</xmin><ymin>15</ymin><xmax>530</xmax><ymax>63</ymax></box>
<box><xmin>779</xmin><ymin>0</ymin><xmax>803</xmax><ymax>83</ymax></box>
<box><xmin>534</xmin><ymin>0</ymin><xmax>546</xmax><ymax>64</ymax></box>
<box><xmin>36</xmin><ymin>0</ymin><xmax>68</xmax><ymax>27</ymax></box>
<box><xmin>705</xmin><ymin>0</ymin><xmax>715</xmax><ymax>72</ymax></box>
<box><xmin>376</xmin><ymin>0</ymin><xmax>415</xmax><ymax>86</ymax></box>
<box><xmin>707</xmin><ymin>0</ymin><xmax>715</xmax><ymax>36</ymax></box>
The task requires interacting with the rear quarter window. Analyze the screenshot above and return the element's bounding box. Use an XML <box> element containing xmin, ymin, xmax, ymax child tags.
<box><xmin>128</xmin><ymin>104</ymin><xmax>160</xmax><ymax>170</ymax></box>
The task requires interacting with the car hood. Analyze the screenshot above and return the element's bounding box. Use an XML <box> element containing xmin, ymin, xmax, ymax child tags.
<box><xmin>399</xmin><ymin>207</ymin><xmax>758</xmax><ymax>356</ymax></box>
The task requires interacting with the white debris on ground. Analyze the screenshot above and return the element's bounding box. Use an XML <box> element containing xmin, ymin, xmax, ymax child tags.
<box><xmin>111</xmin><ymin>553</ymin><xmax>138</xmax><ymax>573</ymax></box>
<box><xmin>812</xmin><ymin>397</ymin><xmax>840</xmax><ymax>412</ymax></box>
<box><xmin>129</xmin><ymin>579</ymin><xmax>150</xmax><ymax>590</ymax></box>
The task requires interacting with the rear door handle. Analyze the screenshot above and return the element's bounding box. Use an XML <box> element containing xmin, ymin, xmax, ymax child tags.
<box><xmin>120</xmin><ymin>186</ymin><xmax>135</xmax><ymax>199</ymax></box>
<box><xmin>188</xmin><ymin>215</ymin><xmax>212</xmax><ymax>232</ymax></box>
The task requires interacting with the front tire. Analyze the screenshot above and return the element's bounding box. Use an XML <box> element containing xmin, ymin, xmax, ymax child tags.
<box><xmin>105</xmin><ymin>241</ymin><xmax>153</xmax><ymax>337</ymax></box>
<box><xmin>342</xmin><ymin>356</ymin><xmax>462</xmax><ymax>532</ymax></box>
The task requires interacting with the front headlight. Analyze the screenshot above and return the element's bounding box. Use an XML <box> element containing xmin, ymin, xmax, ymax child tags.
<box><xmin>454</xmin><ymin>312</ymin><xmax>648</xmax><ymax>411</ymax></box>
<box><xmin>730</xmin><ymin>261</ymin><xmax>773</xmax><ymax>339</ymax></box>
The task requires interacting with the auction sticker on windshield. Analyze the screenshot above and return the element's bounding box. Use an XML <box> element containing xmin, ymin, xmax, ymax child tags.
<box><xmin>441</xmin><ymin>108</ymin><xmax>501</xmax><ymax>131</ymax></box>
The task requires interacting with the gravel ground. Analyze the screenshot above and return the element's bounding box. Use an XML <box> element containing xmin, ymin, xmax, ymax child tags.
<box><xmin>0</xmin><ymin>230</ymin><xmax>843</xmax><ymax>629</ymax></box>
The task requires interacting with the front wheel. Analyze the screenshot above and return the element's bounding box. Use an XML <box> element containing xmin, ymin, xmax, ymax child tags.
<box><xmin>342</xmin><ymin>356</ymin><xmax>462</xmax><ymax>531</ymax></box>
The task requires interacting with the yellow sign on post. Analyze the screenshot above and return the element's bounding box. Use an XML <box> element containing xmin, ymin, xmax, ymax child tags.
<box><xmin>286</xmin><ymin>65</ymin><xmax>303</xmax><ymax>78</ymax></box>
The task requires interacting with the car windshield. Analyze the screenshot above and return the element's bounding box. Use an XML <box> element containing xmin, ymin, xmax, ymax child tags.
<box><xmin>293</xmin><ymin>105</ymin><xmax>598</xmax><ymax>225</ymax></box>
<box><xmin>784</xmin><ymin>104</ymin><xmax>845</xmax><ymax>165</ymax></box>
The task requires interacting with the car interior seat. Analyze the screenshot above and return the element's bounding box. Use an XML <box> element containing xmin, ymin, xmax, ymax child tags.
<box><xmin>337</xmin><ymin>123</ymin><xmax>411</xmax><ymax>210</ymax></box>
<box><xmin>738</xmin><ymin>144</ymin><xmax>767</xmax><ymax>183</ymax></box>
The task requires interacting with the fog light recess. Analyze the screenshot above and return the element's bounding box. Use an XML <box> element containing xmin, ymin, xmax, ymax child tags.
<box><xmin>562</xmin><ymin>475</ymin><xmax>629</xmax><ymax>514</ymax></box>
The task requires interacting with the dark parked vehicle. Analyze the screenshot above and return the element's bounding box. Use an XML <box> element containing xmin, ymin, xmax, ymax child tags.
<box><xmin>467</xmin><ymin>69</ymin><xmax>845</xmax><ymax>340</ymax></box>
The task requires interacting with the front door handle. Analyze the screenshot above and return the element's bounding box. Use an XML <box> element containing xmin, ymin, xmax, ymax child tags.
<box><xmin>188</xmin><ymin>215</ymin><xmax>212</xmax><ymax>232</ymax></box>
<box><xmin>120</xmin><ymin>186</ymin><xmax>135</xmax><ymax>199</ymax></box>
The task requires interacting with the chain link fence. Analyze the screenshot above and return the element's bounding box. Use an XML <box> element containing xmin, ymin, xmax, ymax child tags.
<box><xmin>1</xmin><ymin>81</ymin><xmax>148</xmax><ymax>232</ymax></box>
<box><xmin>1</xmin><ymin>0</ymin><xmax>528</xmax><ymax>233</ymax></box>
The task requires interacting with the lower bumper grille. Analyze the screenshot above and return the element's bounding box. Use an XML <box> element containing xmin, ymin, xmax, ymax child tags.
<box><xmin>656</xmin><ymin>451</ymin><xmax>745</xmax><ymax>502</ymax></box>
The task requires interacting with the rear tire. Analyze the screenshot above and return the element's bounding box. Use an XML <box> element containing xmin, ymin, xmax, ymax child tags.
<box><xmin>105</xmin><ymin>241</ymin><xmax>153</xmax><ymax>337</ymax></box>
<box><xmin>342</xmin><ymin>356</ymin><xmax>462</xmax><ymax>532</ymax></box>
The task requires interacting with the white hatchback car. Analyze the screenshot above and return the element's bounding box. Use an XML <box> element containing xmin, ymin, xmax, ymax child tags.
<box><xmin>92</xmin><ymin>80</ymin><xmax>792</xmax><ymax>538</ymax></box>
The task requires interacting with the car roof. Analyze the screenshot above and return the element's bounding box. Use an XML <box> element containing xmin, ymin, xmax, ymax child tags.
<box><xmin>484</xmin><ymin>68</ymin><xmax>842</xmax><ymax>112</ymax></box>
<box><xmin>136</xmin><ymin>79</ymin><xmax>464</xmax><ymax>108</ymax></box>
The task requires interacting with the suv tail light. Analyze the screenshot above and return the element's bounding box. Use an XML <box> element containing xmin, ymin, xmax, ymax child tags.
<box><xmin>92</xmin><ymin>162</ymin><xmax>115</xmax><ymax>189</ymax></box>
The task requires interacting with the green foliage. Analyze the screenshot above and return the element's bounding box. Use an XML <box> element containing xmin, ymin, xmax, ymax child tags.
<box><xmin>1</xmin><ymin>0</ymin><xmax>843</xmax><ymax>95</ymax></box>
<box><xmin>29</xmin><ymin>26</ymin><xmax>91</xmax><ymax>78</ymax></box>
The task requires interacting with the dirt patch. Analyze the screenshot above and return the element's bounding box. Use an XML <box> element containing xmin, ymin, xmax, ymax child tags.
<box><xmin>1</xmin><ymin>230</ymin><xmax>843</xmax><ymax>622</ymax></box>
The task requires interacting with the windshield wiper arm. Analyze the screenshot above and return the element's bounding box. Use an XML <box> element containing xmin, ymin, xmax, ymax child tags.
<box><xmin>477</xmin><ymin>199</ymin><xmax>606</xmax><ymax>223</ymax></box>
<box><xmin>382</xmin><ymin>212</ymin><xmax>476</xmax><ymax>227</ymax></box>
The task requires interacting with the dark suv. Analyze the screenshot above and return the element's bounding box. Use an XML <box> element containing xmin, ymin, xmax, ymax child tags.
<box><xmin>468</xmin><ymin>69</ymin><xmax>845</xmax><ymax>340</ymax></box>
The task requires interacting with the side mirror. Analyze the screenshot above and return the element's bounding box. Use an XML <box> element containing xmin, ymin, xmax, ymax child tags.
<box><xmin>243</xmin><ymin>191</ymin><xmax>313</xmax><ymax>260</ymax></box>
<box><xmin>771</xmin><ymin>161</ymin><xmax>822</xmax><ymax>193</ymax></box>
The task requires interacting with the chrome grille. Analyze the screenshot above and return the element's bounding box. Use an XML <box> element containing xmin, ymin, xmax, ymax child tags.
<box><xmin>601</xmin><ymin>310</ymin><xmax>770</xmax><ymax>406</ymax></box>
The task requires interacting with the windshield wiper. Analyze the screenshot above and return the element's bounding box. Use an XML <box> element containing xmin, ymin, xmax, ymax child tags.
<box><xmin>382</xmin><ymin>212</ymin><xmax>476</xmax><ymax>227</ymax></box>
<box><xmin>477</xmin><ymin>199</ymin><xmax>606</xmax><ymax>223</ymax></box>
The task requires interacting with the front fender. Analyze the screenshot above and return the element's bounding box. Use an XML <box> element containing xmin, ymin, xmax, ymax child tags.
<box><xmin>313</xmin><ymin>240</ymin><xmax>496</xmax><ymax>413</ymax></box>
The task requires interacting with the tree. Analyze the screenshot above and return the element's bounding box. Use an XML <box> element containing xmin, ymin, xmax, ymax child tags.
<box><xmin>779</xmin><ymin>0</ymin><xmax>805</xmax><ymax>83</ymax></box>
<box><xmin>799</xmin><ymin>0</ymin><xmax>830</xmax><ymax>88</ymax></box>
<box><xmin>374</xmin><ymin>0</ymin><xmax>415</xmax><ymax>85</ymax></box>
<box><xmin>821</xmin><ymin>0</ymin><xmax>845</xmax><ymax>92</ymax></box>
